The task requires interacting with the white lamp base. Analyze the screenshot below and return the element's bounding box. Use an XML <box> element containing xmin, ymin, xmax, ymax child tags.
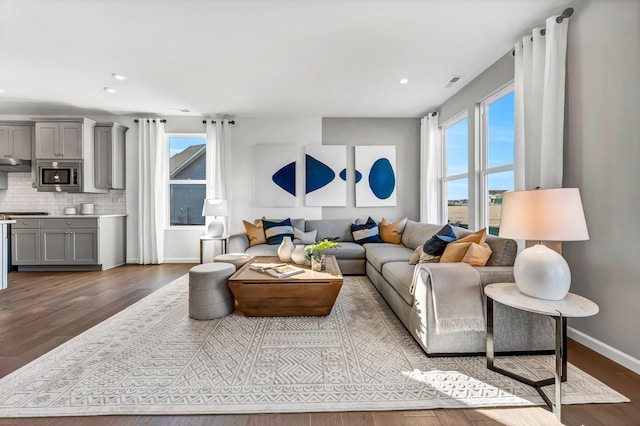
<box><xmin>514</xmin><ymin>243</ymin><xmax>571</xmax><ymax>300</ymax></box>
<box><xmin>207</xmin><ymin>219</ymin><xmax>225</xmax><ymax>238</ymax></box>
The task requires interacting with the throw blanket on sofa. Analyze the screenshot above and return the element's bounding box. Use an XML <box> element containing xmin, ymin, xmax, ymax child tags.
<box><xmin>411</xmin><ymin>263</ymin><xmax>485</xmax><ymax>334</ymax></box>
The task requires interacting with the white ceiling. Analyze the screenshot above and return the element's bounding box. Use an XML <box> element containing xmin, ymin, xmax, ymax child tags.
<box><xmin>0</xmin><ymin>0</ymin><xmax>571</xmax><ymax>118</ymax></box>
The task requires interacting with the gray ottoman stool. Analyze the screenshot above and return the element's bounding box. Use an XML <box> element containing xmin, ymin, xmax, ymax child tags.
<box><xmin>214</xmin><ymin>253</ymin><xmax>253</xmax><ymax>271</ymax></box>
<box><xmin>189</xmin><ymin>262</ymin><xmax>236</xmax><ymax>320</ymax></box>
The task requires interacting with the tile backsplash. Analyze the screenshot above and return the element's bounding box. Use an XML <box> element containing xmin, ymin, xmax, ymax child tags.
<box><xmin>0</xmin><ymin>173</ymin><xmax>126</xmax><ymax>215</ymax></box>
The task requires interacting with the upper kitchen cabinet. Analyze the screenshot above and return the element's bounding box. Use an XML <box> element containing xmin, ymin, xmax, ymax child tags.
<box><xmin>35</xmin><ymin>118</ymin><xmax>94</xmax><ymax>159</ymax></box>
<box><xmin>0</xmin><ymin>122</ymin><xmax>33</xmax><ymax>160</ymax></box>
<box><xmin>94</xmin><ymin>122</ymin><xmax>128</xmax><ymax>190</ymax></box>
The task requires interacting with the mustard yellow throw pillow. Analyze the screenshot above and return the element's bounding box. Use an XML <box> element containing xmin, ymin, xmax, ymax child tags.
<box><xmin>242</xmin><ymin>219</ymin><xmax>266</xmax><ymax>246</ymax></box>
<box><xmin>462</xmin><ymin>242</ymin><xmax>493</xmax><ymax>266</ymax></box>
<box><xmin>439</xmin><ymin>228</ymin><xmax>487</xmax><ymax>263</ymax></box>
<box><xmin>379</xmin><ymin>217</ymin><xmax>408</xmax><ymax>245</ymax></box>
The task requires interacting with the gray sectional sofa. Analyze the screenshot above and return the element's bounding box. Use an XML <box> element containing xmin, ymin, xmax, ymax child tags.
<box><xmin>228</xmin><ymin>218</ymin><xmax>554</xmax><ymax>355</ymax></box>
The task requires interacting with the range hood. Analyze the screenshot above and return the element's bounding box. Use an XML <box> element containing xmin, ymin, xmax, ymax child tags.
<box><xmin>0</xmin><ymin>158</ymin><xmax>31</xmax><ymax>172</ymax></box>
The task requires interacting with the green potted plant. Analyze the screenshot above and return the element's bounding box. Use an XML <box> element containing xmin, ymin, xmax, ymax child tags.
<box><xmin>304</xmin><ymin>238</ymin><xmax>339</xmax><ymax>271</ymax></box>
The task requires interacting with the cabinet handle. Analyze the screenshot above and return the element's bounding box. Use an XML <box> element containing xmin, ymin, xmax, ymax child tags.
<box><xmin>70</xmin><ymin>232</ymin><xmax>74</xmax><ymax>234</ymax></box>
<box><xmin>23</xmin><ymin>221</ymin><xmax>28</xmax><ymax>225</ymax></box>
<box><xmin>66</xmin><ymin>221</ymin><xmax>71</xmax><ymax>225</ymax></box>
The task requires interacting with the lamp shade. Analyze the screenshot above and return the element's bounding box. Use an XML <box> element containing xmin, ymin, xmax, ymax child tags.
<box><xmin>202</xmin><ymin>199</ymin><xmax>228</xmax><ymax>217</ymax></box>
<box><xmin>499</xmin><ymin>188</ymin><xmax>589</xmax><ymax>242</ymax></box>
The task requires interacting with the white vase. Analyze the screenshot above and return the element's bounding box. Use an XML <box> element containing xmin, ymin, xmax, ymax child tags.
<box><xmin>290</xmin><ymin>245</ymin><xmax>307</xmax><ymax>265</ymax></box>
<box><xmin>277</xmin><ymin>236</ymin><xmax>294</xmax><ymax>262</ymax></box>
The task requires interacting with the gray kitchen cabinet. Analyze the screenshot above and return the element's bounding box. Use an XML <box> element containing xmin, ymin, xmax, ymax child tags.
<box><xmin>10</xmin><ymin>218</ymin><xmax>41</xmax><ymax>265</ymax></box>
<box><xmin>11</xmin><ymin>216</ymin><xmax>124</xmax><ymax>270</ymax></box>
<box><xmin>41</xmin><ymin>218</ymin><xmax>98</xmax><ymax>265</ymax></box>
<box><xmin>41</xmin><ymin>226</ymin><xmax>98</xmax><ymax>265</ymax></box>
<box><xmin>94</xmin><ymin>122</ymin><xmax>128</xmax><ymax>190</ymax></box>
<box><xmin>35</xmin><ymin>119</ymin><xmax>93</xmax><ymax>159</ymax></box>
<box><xmin>0</xmin><ymin>123</ymin><xmax>33</xmax><ymax>160</ymax></box>
<box><xmin>11</xmin><ymin>229</ymin><xmax>41</xmax><ymax>265</ymax></box>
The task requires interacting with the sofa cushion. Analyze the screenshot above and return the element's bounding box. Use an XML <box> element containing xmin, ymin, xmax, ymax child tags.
<box><xmin>322</xmin><ymin>242</ymin><xmax>365</xmax><ymax>260</ymax></box>
<box><xmin>306</xmin><ymin>219</ymin><xmax>354</xmax><ymax>242</ymax></box>
<box><xmin>245</xmin><ymin>244</ymin><xmax>279</xmax><ymax>256</ymax></box>
<box><xmin>263</xmin><ymin>218</ymin><xmax>295</xmax><ymax>245</ymax></box>
<box><xmin>381</xmin><ymin>261</ymin><xmax>416</xmax><ymax>306</ymax></box>
<box><xmin>401</xmin><ymin>220</ymin><xmax>444</xmax><ymax>250</ymax></box>
<box><xmin>293</xmin><ymin>227</ymin><xmax>317</xmax><ymax>244</ymax></box>
<box><xmin>379</xmin><ymin>217</ymin><xmax>408</xmax><ymax>244</ymax></box>
<box><xmin>364</xmin><ymin>243</ymin><xmax>413</xmax><ymax>273</ymax></box>
<box><xmin>351</xmin><ymin>217</ymin><xmax>383</xmax><ymax>244</ymax></box>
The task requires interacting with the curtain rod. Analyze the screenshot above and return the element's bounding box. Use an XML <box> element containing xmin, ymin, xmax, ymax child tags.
<box><xmin>134</xmin><ymin>119</ymin><xmax>167</xmax><ymax>123</ymax></box>
<box><xmin>202</xmin><ymin>120</ymin><xmax>236</xmax><ymax>125</ymax></box>
<box><xmin>512</xmin><ymin>7</ymin><xmax>574</xmax><ymax>56</ymax></box>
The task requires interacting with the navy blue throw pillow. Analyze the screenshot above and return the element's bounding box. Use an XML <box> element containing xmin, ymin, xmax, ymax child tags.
<box><xmin>423</xmin><ymin>224</ymin><xmax>458</xmax><ymax>256</ymax></box>
<box><xmin>263</xmin><ymin>218</ymin><xmax>294</xmax><ymax>245</ymax></box>
<box><xmin>351</xmin><ymin>217</ymin><xmax>383</xmax><ymax>244</ymax></box>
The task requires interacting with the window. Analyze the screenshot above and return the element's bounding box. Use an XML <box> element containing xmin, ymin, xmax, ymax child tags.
<box><xmin>442</xmin><ymin>115</ymin><xmax>469</xmax><ymax>228</ymax></box>
<box><xmin>168</xmin><ymin>134</ymin><xmax>207</xmax><ymax>226</ymax></box>
<box><xmin>480</xmin><ymin>88</ymin><xmax>515</xmax><ymax>235</ymax></box>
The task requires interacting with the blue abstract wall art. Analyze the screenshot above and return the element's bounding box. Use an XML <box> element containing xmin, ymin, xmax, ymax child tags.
<box><xmin>305</xmin><ymin>145</ymin><xmax>346</xmax><ymax>206</ymax></box>
<box><xmin>255</xmin><ymin>145</ymin><xmax>297</xmax><ymax>207</ymax></box>
<box><xmin>355</xmin><ymin>145</ymin><xmax>397</xmax><ymax>206</ymax></box>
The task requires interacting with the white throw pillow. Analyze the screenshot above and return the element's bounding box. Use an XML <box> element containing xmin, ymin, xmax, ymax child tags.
<box><xmin>293</xmin><ymin>227</ymin><xmax>317</xmax><ymax>245</ymax></box>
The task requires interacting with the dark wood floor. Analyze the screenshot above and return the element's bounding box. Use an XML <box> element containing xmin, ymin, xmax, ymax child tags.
<box><xmin>0</xmin><ymin>264</ymin><xmax>638</xmax><ymax>426</ymax></box>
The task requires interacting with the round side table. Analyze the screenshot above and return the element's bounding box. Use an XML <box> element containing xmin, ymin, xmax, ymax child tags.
<box><xmin>484</xmin><ymin>283</ymin><xmax>598</xmax><ymax>421</ymax></box>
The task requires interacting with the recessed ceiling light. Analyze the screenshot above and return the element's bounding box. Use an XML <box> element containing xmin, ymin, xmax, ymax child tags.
<box><xmin>0</xmin><ymin>88</ymin><xmax>6</xmax><ymax>94</ymax></box>
<box><xmin>399</xmin><ymin>78</ymin><xmax>409</xmax><ymax>85</ymax></box>
<box><xmin>103</xmin><ymin>87</ymin><xmax>118</xmax><ymax>94</ymax></box>
<box><xmin>111</xmin><ymin>73</ymin><xmax>127</xmax><ymax>81</ymax></box>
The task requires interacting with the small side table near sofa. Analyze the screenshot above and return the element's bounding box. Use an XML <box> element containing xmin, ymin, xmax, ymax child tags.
<box><xmin>484</xmin><ymin>283</ymin><xmax>599</xmax><ymax>420</ymax></box>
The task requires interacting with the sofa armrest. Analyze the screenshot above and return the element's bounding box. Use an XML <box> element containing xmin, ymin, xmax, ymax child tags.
<box><xmin>228</xmin><ymin>232</ymin><xmax>250</xmax><ymax>253</ymax></box>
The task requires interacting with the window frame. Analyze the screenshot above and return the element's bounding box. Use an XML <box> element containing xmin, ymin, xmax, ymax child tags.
<box><xmin>479</xmin><ymin>83</ymin><xmax>515</xmax><ymax>234</ymax></box>
<box><xmin>441</xmin><ymin>112</ymin><xmax>470</xmax><ymax>226</ymax></box>
<box><xmin>166</xmin><ymin>132</ymin><xmax>208</xmax><ymax>229</ymax></box>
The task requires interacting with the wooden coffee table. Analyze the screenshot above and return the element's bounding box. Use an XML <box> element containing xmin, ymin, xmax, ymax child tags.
<box><xmin>228</xmin><ymin>255</ymin><xmax>343</xmax><ymax>316</ymax></box>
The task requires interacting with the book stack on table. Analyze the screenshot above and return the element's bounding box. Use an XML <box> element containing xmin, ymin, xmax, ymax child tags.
<box><xmin>249</xmin><ymin>262</ymin><xmax>305</xmax><ymax>278</ymax></box>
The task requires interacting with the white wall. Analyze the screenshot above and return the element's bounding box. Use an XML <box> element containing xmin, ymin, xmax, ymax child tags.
<box><xmin>228</xmin><ymin>117</ymin><xmax>323</xmax><ymax>235</ymax></box>
<box><xmin>123</xmin><ymin>116</ymin><xmax>324</xmax><ymax>263</ymax></box>
<box><xmin>321</xmin><ymin>118</ymin><xmax>421</xmax><ymax>221</ymax></box>
<box><xmin>562</xmin><ymin>0</ymin><xmax>640</xmax><ymax>372</ymax></box>
<box><xmin>434</xmin><ymin>0</ymin><xmax>640</xmax><ymax>372</ymax></box>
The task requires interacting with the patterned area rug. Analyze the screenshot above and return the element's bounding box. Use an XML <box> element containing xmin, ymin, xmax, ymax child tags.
<box><xmin>0</xmin><ymin>275</ymin><xmax>628</xmax><ymax>417</ymax></box>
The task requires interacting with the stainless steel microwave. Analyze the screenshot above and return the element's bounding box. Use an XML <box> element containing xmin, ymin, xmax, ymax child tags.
<box><xmin>36</xmin><ymin>160</ymin><xmax>82</xmax><ymax>192</ymax></box>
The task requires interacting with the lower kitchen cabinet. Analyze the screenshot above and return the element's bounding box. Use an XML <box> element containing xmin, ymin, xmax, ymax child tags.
<box><xmin>11</xmin><ymin>216</ymin><xmax>124</xmax><ymax>271</ymax></box>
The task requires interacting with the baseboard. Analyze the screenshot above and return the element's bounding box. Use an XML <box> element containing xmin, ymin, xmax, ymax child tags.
<box><xmin>126</xmin><ymin>258</ymin><xmax>197</xmax><ymax>264</ymax></box>
<box><xmin>568</xmin><ymin>326</ymin><xmax>640</xmax><ymax>375</ymax></box>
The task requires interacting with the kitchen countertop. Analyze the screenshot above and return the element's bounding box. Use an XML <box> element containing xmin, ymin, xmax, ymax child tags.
<box><xmin>7</xmin><ymin>214</ymin><xmax>127</xmax><ymax>219</ymax></box>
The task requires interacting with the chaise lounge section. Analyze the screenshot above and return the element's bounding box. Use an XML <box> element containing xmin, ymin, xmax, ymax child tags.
<box><xmin>228</xmin><ymin>217</ymin><xmax>554</xmax><ymax>355</ymax></box>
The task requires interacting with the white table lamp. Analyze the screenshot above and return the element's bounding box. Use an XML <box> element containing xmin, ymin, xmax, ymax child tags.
<box><xmin>202</xmin><ymin>199</ymin><xmax>228</xmax><ymax>237</ymax></box>
<box><xmin>499</xmin><ymin>188</ymin><xmax>589</xmax><ymax>300</ymax></box>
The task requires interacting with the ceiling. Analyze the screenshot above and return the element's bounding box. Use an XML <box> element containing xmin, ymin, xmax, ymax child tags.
<box><xmin>0</xmin><ymin>0</ymin><xmax>572</xmax><ymax>118</ymax></box>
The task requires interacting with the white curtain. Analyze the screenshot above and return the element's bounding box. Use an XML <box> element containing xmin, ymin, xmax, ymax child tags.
<box><xmin>137</xmin><ymin>118</ymin><xmax>167</xmax><ymax>264</ymax></box>
<box><xmin>514</xmin><ymin>15</ymin><xmax>569</xmax><ymax>190</ymax></box>
<box><xmin>420</xmin><ymin>113</ymin><xmax>440</xmax><ymax>223</ymax></box>
<box><xmin>205</xmin><ymin>119</ymin><xmax>232</xmax><ymax>230</ymax></box>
